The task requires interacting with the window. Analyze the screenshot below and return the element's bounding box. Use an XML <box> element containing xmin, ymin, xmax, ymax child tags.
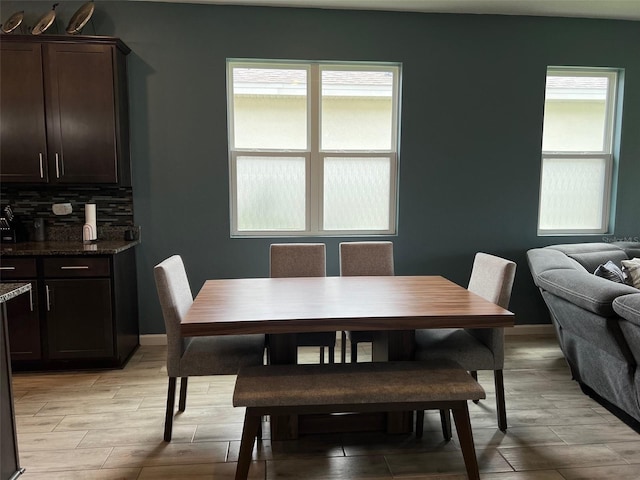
<box><xmin>538</xmin><ymin>68</ymin><xmax>619</xmax><ymax>235</ymax></box>
<box><xmin>227</xmin><ymin>60</ymin><xmax>401</xmax><ymax>236</ymax></box>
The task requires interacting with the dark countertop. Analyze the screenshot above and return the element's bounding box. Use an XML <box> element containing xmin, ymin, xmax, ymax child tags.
<box><xmin>0</xmin><ymin>283</ymin><xmax>31</xmax><ymax>303</ymax></box>
<box><xmin>0</xmin><ymin>240</ymin><xmax>139</xmax><ymax>256</ymax></box>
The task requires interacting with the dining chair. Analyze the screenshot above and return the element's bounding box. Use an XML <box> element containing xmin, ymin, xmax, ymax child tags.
<box><xmin>414</xmin><ymin>252</ymin><xmax>516</xmax><ymax>439</ymax></box>
<box><xmin>339</xmin><ymin>241</ymin><xmax>394</xmax><ymax>362</ymax></box>
<box><xmin>270</xmin><ymin>243</ymin><xmax>336</xmax><ymax>364</ymax></box>
<box><xmin>154</xmin><ymin>255</ymin><xmax>265</xmax><ymax>442</ymax></box>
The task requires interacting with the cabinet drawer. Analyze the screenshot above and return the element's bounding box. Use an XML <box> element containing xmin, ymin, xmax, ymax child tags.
<box><xmin>0</xmin><ymin>258</ymin><xmax>37</xmax><ymax>279</ymax></box>
<box><xmin>43</xmin><ymin>257</ymin><xmax>110</xmax><ymax>277</ymax></box>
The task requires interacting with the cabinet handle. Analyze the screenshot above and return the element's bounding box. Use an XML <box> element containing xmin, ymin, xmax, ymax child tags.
<box><xmin>46</xmin><ymin>285</ymin><xmax>51</xmax><ymax>311</ymax></box>
<box><xmin>0</xmin><ymin>266</ymin><xmax>16</xmax><ymax>270</ymax></box>
<box><xmin>29</xmin><ymin>287</ymin><xmax>34</xmax><ymax>312</ymax></box>
<box><xmin>39</xmin><ymin>153</ymin><xmax>44</xmax><ymax>178</ymax></box>
<box><xmin>55</xmin><ymin>153</ymin><xmax>60</xmax><ymax>178</ymax></box>
<box><xmin>60</xmin><ymin>266</ymin><xmax>90</xmax><ymax>270</ymax></box>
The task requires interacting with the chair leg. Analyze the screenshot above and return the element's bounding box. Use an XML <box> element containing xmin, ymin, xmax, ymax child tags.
<box><xmin>329</xmin><ymin>346</ymin><xmax>335</xmax><ymax>364</ymax></box>
<box><xmin>415</xmin><ymin>410</ymin><xmax>424</xmax><ymax>438</ymax></box>
<box><xmin>341</xmin><ymin>331</ymin><xmax>347</xmax><ymax>363</ymax></box>
<box><xmin>164</xmin><ymin>377</ymin><xmax>177</xmax><ymax>442</ymax></box>
<box><xmin>440</xmin><ymin>409</ymin><xmax>452</xmax><ymax>441</ymax></box>
<box><xmin>351</xmin><ymin>341</ymin><xmax>357</xmax><ymax>363</ymax></box>
<box><xmin>470</xmin><ymin>371</ymin><xmax>479</xmax><ymax>404</ymax></box>
<box><xmin>495</xmin><ymin>369</ymin><xmax>507</xmax><ymax>431</ymax></box>
<box><xmin>179</xmin><ymin>377</ymin><xmax>188</xmax><ymax>412</ymax></box>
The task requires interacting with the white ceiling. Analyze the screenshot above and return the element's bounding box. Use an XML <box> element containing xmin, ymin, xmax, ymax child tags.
<box><xmin>136</xmin><ymin>0</ymin><xmax>640</xmax><ymax>22</ymax></box>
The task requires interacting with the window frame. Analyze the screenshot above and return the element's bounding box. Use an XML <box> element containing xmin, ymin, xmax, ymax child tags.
<box><xmin>227</xmin><ymin>59</ymin><xmax>401</xmax><ymax>237</ymax></box>
<box><xmin>537</xmin><ymin>67</ymin><xmax>619</xmax><ymax>236</ymax></box>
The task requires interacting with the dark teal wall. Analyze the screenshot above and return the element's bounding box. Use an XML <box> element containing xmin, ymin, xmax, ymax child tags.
<box><xmin>3</xmin><ymin>2</ymin><xmax>639</xmax><ymax>331</ymax></box>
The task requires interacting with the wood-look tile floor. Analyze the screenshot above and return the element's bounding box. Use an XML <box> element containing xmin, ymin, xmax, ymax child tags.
<box><xmin>12</xmin><ymin>336</ymin><xmax>640</xmax><ymax>479</ymax></box>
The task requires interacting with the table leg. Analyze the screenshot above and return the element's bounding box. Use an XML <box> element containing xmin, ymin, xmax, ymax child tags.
<box><xmin>268</xmin><ymin>333</ymin><xmax>297</xmax><ymax>364</ymax></box>
<box><xmin>267</xmin><ymin>333</ymin><xmax>299</xmax><ymax>440</ymax></box>
<box><xmin>374</xmin><ymin>330</ymin><xmax>415</xmax><ymax>434</ymax></box>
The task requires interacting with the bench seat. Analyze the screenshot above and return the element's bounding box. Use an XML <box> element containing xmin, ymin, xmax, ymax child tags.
<box><xmin>233</xmin><ymin>360</ymin><xmax>485</xmax><ymax>480</ymax></box>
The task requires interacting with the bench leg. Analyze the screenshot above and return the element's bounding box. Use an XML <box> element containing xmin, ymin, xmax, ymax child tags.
<box><xmin>235</xmin><ymin>409</ymin><xmax>261</xmax><ymax>480</ymax></box>
<box><xmin>451</xmin><ymin>403</ymin><xmax>480</xmax><ymax>480</ymax></box>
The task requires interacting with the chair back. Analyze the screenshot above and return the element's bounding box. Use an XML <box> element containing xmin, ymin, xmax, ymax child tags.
<box><xmin>270</xmin><ymin>243</ymin><xmax>326</xmax><ymax>278</ymax></box>
<box><xmin>466</xmin><ymin>252</ymin><xmax>516</xmax><ymax>368</ymax></box>
<box><xmin>468</xmin><ymin>252</ymin><xmax>516</xmax><ymax>309</ymax></box>
<box><xmin>340</xmin><ymin>241</ymin><xmax>394</xmax><ymax>276</ymax></box>
<box><xmin>154</xmin><ymin>255</ymin><xmax>193</xmax><ymax>375</ymax></box>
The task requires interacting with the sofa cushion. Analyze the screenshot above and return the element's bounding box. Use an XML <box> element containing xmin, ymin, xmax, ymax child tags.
<box><xmin>613</xmin><ymin>293</ymin><xmax>640</xmax><ymax>327</ymax></box>
<box><xmin>621</xmin><ymin>258</ymin><xmax>640</xmax><ymax>289</ymax></box>
<box><xmin>536</xmin><ymin>269</ymin><xmax>640</xmax><ymax>316</ymax></box>
<box><xmin>594</xmin><ymin>261</ymin><xmax>626</xmax><ymax>283</ymax></box>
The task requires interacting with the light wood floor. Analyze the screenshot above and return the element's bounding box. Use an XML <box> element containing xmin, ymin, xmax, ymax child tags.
<box><xmin>11</xmin><ymin>335</ymin><xmax>640</xmax><ymax>479</ymax></box>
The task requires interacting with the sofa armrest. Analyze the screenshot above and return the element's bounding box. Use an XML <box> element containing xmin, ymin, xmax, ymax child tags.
<box><xmin>613</xmin><ymin>293</ymin><xmax>640</xmax><ymax>327</ymax></box>
<box><xmin>536</xmin><ymin>269</ymin><xmax>639</xmax><ymax>316</ymax></box>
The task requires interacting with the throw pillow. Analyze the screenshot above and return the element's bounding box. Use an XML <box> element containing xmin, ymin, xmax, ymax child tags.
<box><xmin>621</xmin><ymin>258</ymin><xmax>640</xmax><ymax>289</ymax></box>
<box><xmin>594</xmin><ymin>260</ymin><xmax>626</xmax><ymax>283</ymax></box>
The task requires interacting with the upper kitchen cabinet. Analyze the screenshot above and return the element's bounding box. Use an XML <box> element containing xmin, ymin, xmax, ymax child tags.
<box><xmin>0</xmin><ymin>36</ymin><xmax>132</xmax><ymax>186</ymax></box>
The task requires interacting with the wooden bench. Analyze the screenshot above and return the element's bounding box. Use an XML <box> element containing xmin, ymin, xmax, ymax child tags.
<box><xmin>232</xmin><ymin>360</ymin><xmax>485</xmax><ymax>480</ymax></box>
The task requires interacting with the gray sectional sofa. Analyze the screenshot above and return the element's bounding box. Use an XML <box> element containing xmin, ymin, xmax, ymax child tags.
<box><xmin>527</xmin><ymin>242</ymin><xmax>640</xmax><ymax>428</ymax></box>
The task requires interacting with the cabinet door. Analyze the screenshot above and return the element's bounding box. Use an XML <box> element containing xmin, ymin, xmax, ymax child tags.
<box><xmin>44</xmin><ymin>43</ymin><xmax>119</xmax><ymax>184</ymax></box>
<box><xmin>6</xmin><ymin>282</ymin><xmax>41</xmax><ymax>362</ymax></box>
<box><xmin>0</xmin><ymin>42</ymin><xmax>48</xmax><ymax>183</ymax></box>
<box><xmin>45</xmin><ymin>279</ymin><xmax>114</xmax><ymax>359</ymax></box>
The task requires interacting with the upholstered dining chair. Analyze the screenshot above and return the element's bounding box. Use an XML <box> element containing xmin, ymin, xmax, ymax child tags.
<box><xmin>270</xmin><ymin>243</ymin><xmax>336</xmax><ymax>364</ymax></box>
<box><xmin>339</xmin><ymin>241</ymin><xmax>394</xmax><ymax>362</ymax></box>
<box><xmin>154</xmin><ymin>255</ymin><xmax>265</xmax><ymax>442</ymax></box>
<box><xmin>414</xmin><ymin>252</ymin><xmax>516</xmax><ymax>439</ymax></box>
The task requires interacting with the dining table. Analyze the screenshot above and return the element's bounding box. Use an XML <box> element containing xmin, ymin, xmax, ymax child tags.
<box><xmin>181</xmin><ymin>275</ymin><xmax>515</xmax><ymax>440</ymax></box>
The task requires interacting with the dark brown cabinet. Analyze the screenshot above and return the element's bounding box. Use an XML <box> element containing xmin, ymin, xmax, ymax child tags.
<box><xmin>0</xmin><ymin>250</ymin><xmax>139</xmax><ymax>370</ymax></box>
<box><xmin>5</xmin><ymin>282</ymin><xmax>41</xmax><ymax>362</ymax></box>
<box><xmin>44</xmin><ymin>258</ymin><xmax>114</xmax><ymax>359</ymax></box>
<box><xmin>0</xmin><ymin>42</ymin><xmax>47</xmax><ymax>183</ymax></box>
<box><xmin>0</xmin><ymin>259</ymin><xmax>41</xmax><ymax>361</ymax></box>
<box><xmin>0</xmin><ymin>36</ymin><xmax>131</xmax><ymax>186</ymax></box>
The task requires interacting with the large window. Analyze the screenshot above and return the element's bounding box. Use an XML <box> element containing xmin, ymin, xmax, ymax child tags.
<box><xmin>227</xmin><ymin>60</ymin><xmax>401</xmax><ymax>236</ymax></box>
<box><xmin>538</xmin><ymin>68</ymin><xmax>619</xmax><ymax>235</ymax></box>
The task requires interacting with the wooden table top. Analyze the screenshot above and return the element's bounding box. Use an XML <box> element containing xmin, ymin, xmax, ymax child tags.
<box><xmin>181</xmin><ymin>275</ymin><xmax>514</xmax><ymax>337</ymax></box>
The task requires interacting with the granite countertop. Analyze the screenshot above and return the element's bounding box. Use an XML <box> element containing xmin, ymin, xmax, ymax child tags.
<box><xmin>0</xmin><ymin>240</ymin><xmax>139</xmax><ymax>256</ymax></box>
<box><xmin>0</xmin><ymin>283</ymin><xmax>31</xmax><ymax>303</ymax></box>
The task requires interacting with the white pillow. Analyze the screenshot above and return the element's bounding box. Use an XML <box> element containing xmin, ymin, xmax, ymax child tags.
<box><xmin>621</xmin><ymin>258</ymin><xmax>640</xmax><ymax>289</ymax></box>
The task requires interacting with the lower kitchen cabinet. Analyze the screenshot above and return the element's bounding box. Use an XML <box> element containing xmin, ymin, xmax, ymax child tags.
<box><xmin>0</xmin><ymin>248</ymin><xmax>139</xmax><ymax>370</ymax></box>
<box><xmin>45</xmin><ymin>278</ymin><xmax>113</xmax><ymax>359</ymax></box>
<box><xmin>4</xmin><ymin>281</ymin><xmax>41</xmax><ymax>361</ymax></box>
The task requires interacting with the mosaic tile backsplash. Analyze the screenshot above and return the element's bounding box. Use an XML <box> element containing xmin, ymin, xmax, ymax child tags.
<box><xmin>1</xmin><ymin>186</ymin><xmax>135</xmax><ymax>241</ymax></box>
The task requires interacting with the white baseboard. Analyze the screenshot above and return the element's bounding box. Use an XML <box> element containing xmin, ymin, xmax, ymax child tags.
<box><xmin>505</xmin><ymin>324</ymin><xmax>555</xmax><ymax>336</ymax></box>
<box><xmin>140</xmin><ymin>334</ymin><xmax>168</xmax><ymax>345</ymax></box>
<box><xmin>140</xmin><ymin>324</ymin><xmax>554</xmax><ymax>346</ymax></box>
